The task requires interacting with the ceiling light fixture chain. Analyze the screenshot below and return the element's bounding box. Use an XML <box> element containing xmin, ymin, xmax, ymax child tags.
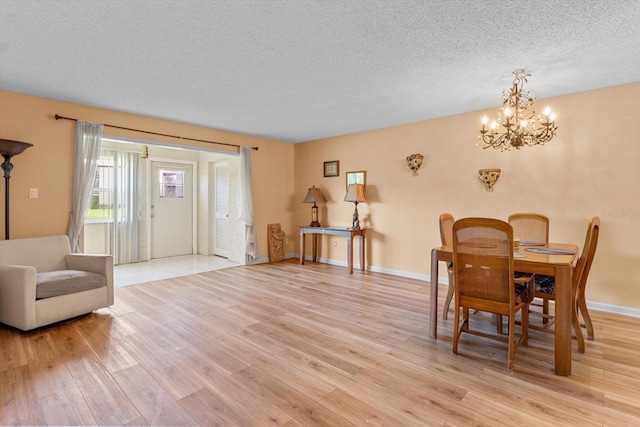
<box><xmin>478</xmin><ymin>69</ymin><xmax>557</xmax><ymax>151</ymax></box>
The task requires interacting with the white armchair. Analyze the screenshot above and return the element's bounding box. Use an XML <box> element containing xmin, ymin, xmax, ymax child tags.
<box><xmin>0</xmin><ymin>235</ymin><xmax>113</xmax><ymax>331</ymax></box>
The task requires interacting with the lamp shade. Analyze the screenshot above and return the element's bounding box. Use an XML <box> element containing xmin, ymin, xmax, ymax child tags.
<box><xmin>344</xmin><ymin>184</ymin><xmax>366</xmax><ymax>203</ymax></box>
<box><xmin>303</xmin><ymin>186</ymin><xmax>325</xmax><ymax>204</ymax></box>
<box><xmin>0</xmin><ymin>139</ymin><xmax>33</xmax><ymax>156</ymax></box>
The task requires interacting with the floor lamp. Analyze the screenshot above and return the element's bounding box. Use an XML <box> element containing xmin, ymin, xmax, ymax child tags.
<box><xmin>0</xmin><ymin>139</ymin><xmax>33</xmax><ymax>239</ymax></box>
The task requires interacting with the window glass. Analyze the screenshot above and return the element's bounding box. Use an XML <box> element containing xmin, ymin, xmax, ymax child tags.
<box><xmin>87</xmin><ymin>156</ymin><xmax>114</xmax><ymax>220</ymax></box>
<box><xmin>159</xmin><ymin>170</ymin><xmax>184</xmax><ymax>198</ymax></box>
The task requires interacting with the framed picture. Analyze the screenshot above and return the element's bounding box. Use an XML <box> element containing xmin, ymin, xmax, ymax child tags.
<box><xmin>346</xmin><ymin>170</ymin><xmax>366</xmax><ymax>188</ymax></box>
<box><xmin>324</xmin><ymin>160</ymin><xmax>339</xmax><ymax>177</ymax></box>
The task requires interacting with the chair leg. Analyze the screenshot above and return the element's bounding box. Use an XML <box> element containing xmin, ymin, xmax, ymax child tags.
<box><xmin>542</xmin><ymin>299</ymin><xmax>550</xmax><ymax>324</ymax></box>
<box><xmin>507</xmin><ymin>312</ymin><xmax>515</xmax><ymax>371</ymax></box>
<box><xmin>572</xmin><ymin>307</ymin><xmax>585</xmax><ymax>353</ymax></box>
<box><xmin>496</xmin><ymin>314</ymin><xmax>503</xmax><ymax>334</ymax></box>
<box><xmin>577</xmin><ymin>295</ymin><xmax>594</xmax><ymax>340</ymax></box>
<box><xmin>453</xmin><ymin>303</ymin><xmax>460</xmax><ymax>355</ymax></box>
<box><xmin>522</xmin><ymin>304</ymin><xmax>529</xmax><ymax>347</ymax></box>
<box><xmin>443</xmin><ymin>274</ymin><xmax>455</xmax><ymax>320</ymax></box>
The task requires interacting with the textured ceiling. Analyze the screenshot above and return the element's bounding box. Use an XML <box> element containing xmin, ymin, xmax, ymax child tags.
<box><xmin>1</xmin><ymin>0</ymin><xmax>639</xmax><ymax>143</ymax></box>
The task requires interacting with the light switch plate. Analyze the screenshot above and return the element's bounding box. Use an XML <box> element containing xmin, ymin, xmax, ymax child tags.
<box><xmin>29</xmin><ymin>188</ymin><xmax>38</xmax><ymax>199</ymax></box>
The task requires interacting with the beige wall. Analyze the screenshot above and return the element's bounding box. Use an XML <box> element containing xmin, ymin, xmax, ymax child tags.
<box><xmin>0</xmin><ymin>90</ymin><xmax>295</xmax><ymax>261</ymax></box>
<box><xmin>2</xmin><ymin>84</ymin><xmax>639</xmax><ymax>311</ymax></box>
<box><xmin>294</xmin><ymin>83</ymin><xmax>640</xmax><ymax>311</ymax></box>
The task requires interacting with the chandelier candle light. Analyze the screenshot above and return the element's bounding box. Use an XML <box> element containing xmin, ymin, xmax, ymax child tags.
<box><xmin>478</xmin><ymin>69</ymin><xmax>557</xmax><ymax>151</ymax></box>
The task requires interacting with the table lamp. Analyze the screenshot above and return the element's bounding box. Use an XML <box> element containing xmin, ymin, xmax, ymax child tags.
<box><xmin>344</xmin><ymin>184</ymin><xmax>366</xmax><ymax>230</ymax></box>
<box><xmin>1</xmin><ymin>139</ymin><xmax>33</xmax><ymax>239</ymax></box>
<box><xmin>303</xmin><ymin>185</ymin><xmax>325</xmax><ymax>227</ymax></box>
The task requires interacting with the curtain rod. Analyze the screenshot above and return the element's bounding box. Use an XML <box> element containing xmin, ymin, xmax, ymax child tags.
<box><xmin>54</xmin><ymin>114</ymin><xmax>258</xmax><ymax>151</ymax></box>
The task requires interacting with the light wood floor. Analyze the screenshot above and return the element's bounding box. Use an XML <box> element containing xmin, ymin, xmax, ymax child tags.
<box><xmin>2</xmin><ymin>260</ymin><xmax>639</xmax><ymax>426</ymax></box>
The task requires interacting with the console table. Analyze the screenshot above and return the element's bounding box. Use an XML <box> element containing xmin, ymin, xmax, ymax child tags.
<box><xmin>299</xmin><ymin>226</ymin><xmax>366</xmax><ymax>274</ymax></box>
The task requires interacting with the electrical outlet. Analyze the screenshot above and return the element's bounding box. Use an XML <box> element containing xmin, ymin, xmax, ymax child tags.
<box><xmin>333</xmin><ymin>241</ymin><xmax>337</xmax><ymax>247</ymax></box>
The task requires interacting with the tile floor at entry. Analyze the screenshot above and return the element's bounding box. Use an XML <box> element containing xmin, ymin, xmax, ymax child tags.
<box><xmin>114</xmin><ymin>254</ymin><xmax>240</xmax><ymax>287</ymax></box>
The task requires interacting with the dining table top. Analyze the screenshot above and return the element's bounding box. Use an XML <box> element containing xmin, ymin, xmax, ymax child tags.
<box><xmin>434</xmin><ymin>242</ymin><xmax>579</xmax><ymax>272</ymax></box>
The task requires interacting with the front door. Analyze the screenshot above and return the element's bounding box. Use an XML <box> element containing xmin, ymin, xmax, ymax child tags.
<box><xmin>150</xmin><ymin>161</ymin><xmax>194</xmax><ymax>259</ymax></box>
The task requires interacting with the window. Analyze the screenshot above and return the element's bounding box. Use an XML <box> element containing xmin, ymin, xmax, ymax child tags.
<box><xmin>159</xmin><ymin>169</ymin><xmax>184</xmax><ymax>198</ymax></box>
<box><xmin>87</xmin><ymin>156</ymin><xmax>115</xmax><ymax>221</ymax></box>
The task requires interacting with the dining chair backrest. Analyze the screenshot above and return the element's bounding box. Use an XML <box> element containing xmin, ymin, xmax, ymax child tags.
<box><xmin>508</xmin><ymin>212</ymin><xmax>550</xmax><ymax>244</ymax></box>
<box><xmin>439</xmin><ymin>213</ymin><xmax>454</xmax><ymax>247</ymax></box>
<box><xmin>453</xmin><ymin>218</ymin><xmax>514</xmax><ymax>305</ymax></box>
<box><xmin>452</xmin><ymin>217</ymin><xmax>533</xmax><ymax>370</ymax></box>
<box><xmin>440</xmin><ymin>213</ymin><xmax>456</xmax><ymax>319</ymax></box>
<box><xmin>575</xmin><ymin>217</ymin><xmax>600</xmax><ymax>294</ymax></box>
<box><xmin>571</xmin><ymin>216</ymin><xmax>601</xmax><ymax>347</ymax></box>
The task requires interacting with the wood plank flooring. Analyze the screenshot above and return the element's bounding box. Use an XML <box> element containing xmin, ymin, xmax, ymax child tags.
<box><xmin>2</xmin><ymin>259</ymin><xmax>640</xmax><ymax>426</ymax></box>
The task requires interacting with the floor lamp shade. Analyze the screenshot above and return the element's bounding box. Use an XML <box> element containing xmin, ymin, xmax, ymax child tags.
<box><xmin>303</xmin><ymin>185</ymin><xmax>325</xmax><ymax>227</ymax></box>
<box><xmin>0</xmin><ymin>139</ymin><xmax>33</xmax><ymax>239</ymax></box>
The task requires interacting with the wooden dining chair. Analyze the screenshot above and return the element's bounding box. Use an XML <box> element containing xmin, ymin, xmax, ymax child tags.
<box><xmin>530</xmin><ymin>216</ymin><xmax>600</xmax><ymax>353</ymax></box>
<box><xmin>452</xmin><ymin>218</ymin><xmax>535</xmax><ymax>370</ymax></box>
<box><xmin>508</xmin><ymin>212</ymin><xmax>550</xmax><ymax>245</ymax></box>
<box><xmin>507</xmin><ymin>213</ymin><xmax>550</xmax><ymax>327</ymax></box>
<box><xmin>439</xmin><ymin>213</ymin><xmax>455</xmax><ymax>320</ymax></box>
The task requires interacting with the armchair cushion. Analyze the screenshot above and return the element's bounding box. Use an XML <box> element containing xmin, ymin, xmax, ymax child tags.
<box><xmin>36</xmin><ymin>270</ymin><xmax>106</xmax><ymax>300</ymax></box>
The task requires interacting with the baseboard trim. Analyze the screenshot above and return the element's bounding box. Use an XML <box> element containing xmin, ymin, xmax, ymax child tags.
<box><xmin>585</xmin><ymin>301</ymin><xmax>640</xmax><ymax>318</ymax></box>
<box><xmin>256</xmin><ymin>254</ymin><xmax>640</xmax><ymax>318</ymax></box>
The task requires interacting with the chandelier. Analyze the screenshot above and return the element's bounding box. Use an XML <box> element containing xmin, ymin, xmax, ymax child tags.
<box><xmin>478</xmin><ymin>69</ymin><xmax>557</xmax><ymax>151</ymax></box>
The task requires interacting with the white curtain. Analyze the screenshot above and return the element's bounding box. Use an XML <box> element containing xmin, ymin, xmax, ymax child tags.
<box><xmin>112</xmin><ymin>150</ymin><xmax>142</xmax><ymax>264</ymax></box>
<box><xmin>239</xmin><ymin>146</ymin><xmax>259</xmax><ymax>262</ymax></box>
<box><xmin>67</xmin><ymin>121</ymin><xmax>103</xmax><ymax>253</ymax></box>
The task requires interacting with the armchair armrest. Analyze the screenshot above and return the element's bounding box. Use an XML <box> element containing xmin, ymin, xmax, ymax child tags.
<box><xmin>66</xmin><ymin>253</ymin><xmax>114</xmax><ymax>305</ymax></box>
<box><xmin>66</xmin><ymin>253</ymin><xmax>112</xmax><ymax>275</ymax></box>
<box><xmin>0</xmin><ymin>265</ymin><xmax>37</xmax><ymax>330</ymax></box>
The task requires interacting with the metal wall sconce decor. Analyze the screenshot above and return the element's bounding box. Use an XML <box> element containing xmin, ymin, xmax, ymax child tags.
<box><xmin>406</xmin><ymin>153</ymin><xmax>424</xmax><ymax>175</ymax></box>
<box><xmin>478</xmin><ymin>168</ymin><xmax>501</xmax><ymax>192</ymax></box>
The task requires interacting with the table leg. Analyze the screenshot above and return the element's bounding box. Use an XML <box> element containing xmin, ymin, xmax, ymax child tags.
<box><xmin>347</xmin><ymin>236</ymin><xmax>353</xmax><ymax>274</ymax></box>
<box><xmin>312</xmin><ymin>235</ymin><xmax>318</xmax><ymax>262</ymax></box>
<box><xmin>300</xmin><ymin>233</ymin><xmax>306</xmax><ymax>265</ymax></box>
<box><xmin>554</xmin><ymin>264</ymin><xmax>572</xmax><ymax>376</ymax></box>
<box><xmin>430</xmin><ymin>248</ymin><xmax>439</xmax><ymax>339</ymax></box>
<box><xmin>359</xmin><ymin>235</ymin><xmax>365</xmax><ymax>271</ymax></box>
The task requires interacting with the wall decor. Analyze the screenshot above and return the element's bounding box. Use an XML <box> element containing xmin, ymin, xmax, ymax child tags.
<box><xmin>346</xmin><ymin>170</ymin><xmax>366</xmax><ymax>189</ymax></box>
<box><xmin>324</xmin><ymin>160</ymin><xmax>339</xmax><ymax>177</ymax></box>
<box><xmin>406</xmin><ymin>153</ymin><xmax>424</xmax><ymax>175</ymax></box>
<box><xmin>478</xmin><ymin>168</ymin><xmax>501</xmax><ymax>192</ymax></box>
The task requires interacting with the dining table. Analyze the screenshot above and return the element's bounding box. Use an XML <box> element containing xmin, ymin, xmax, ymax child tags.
<box><xmin>429</xmin><ymin>242</ymin><xmax>579</xmax><ymax>376</ymax></box>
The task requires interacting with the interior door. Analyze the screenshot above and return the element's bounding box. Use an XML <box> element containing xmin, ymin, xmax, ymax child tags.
<box><xmin>151</xmin><ymin>161</ymin><xmax>194</xmax><ymax>259</ymax></box>
<box><xmin>213</xmin><ymin>161</ymin><xmax>229</xmax><ymax>257</ymax></box>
